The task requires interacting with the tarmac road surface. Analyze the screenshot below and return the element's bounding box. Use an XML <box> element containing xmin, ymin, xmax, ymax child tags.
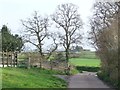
<box><xmin>68</xmin><ymin>71</ymin><xmax>110</xmax><ymax>88</ymax></box>
<box><xmin>54</xmin><ymin>71</ymin><xmax>115</xmax><ymax>90</ymax></box>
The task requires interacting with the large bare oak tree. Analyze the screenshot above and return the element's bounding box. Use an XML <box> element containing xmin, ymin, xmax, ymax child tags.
<box><xmin>21</xmin><ymin>11</ymin><xmax>58</xmax><ymax>68</ymax></box>
<box><xmin>51</xmin><ymin>3</ymin><xmax>83</xmax><ymax>73</ymax></box>
<box><xmin>21</xmin><ymin>11</ymin><xmax>49</xmax><ymax>55</ymax></box>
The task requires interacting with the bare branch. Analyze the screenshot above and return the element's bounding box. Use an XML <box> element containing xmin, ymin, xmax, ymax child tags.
<box><xmin>46</xmin><ymin>33</ymin><xmax>58</xmax><ymax>59</ymax></box>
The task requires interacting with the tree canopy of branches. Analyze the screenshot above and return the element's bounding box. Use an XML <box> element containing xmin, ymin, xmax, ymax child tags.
<box><xmin>21</xmin><ymin>11</ymin><xmax>58</xmax><ymax>67</ymax></box>
<box><xmin>51</xmin><ymin>3</ymin><xmax>83</xmax><ymax>72</ymax></box>
<box><xmin>1</xmin><ymin>25</ymin><xmax>23</xmax><ymax>52</ymax></box>
<box><xmin>89</xmin><ymin>2</ymin><xmax>119</xmax><ymax>88</ymax></box>
<box><xmin>21</xmin><ymin>11</ymin><xmax>49</xmax><ymax>57</ymax></box>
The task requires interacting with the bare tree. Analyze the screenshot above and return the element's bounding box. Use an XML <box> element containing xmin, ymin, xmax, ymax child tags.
<box><xmin>88</xmin><ymin>2</ymin><xmax>119</xmax><ymax>87</ymax></box>
<box><xmin>51</xmin><ymin>3</ymin><xmax>83</xmax><ymax>74</ymax></box>
<box><xmin>21</xmin><ymin>11</ymin><xmax>58</xmax><ymax>68</ymax></box>
<box><xmin>21</xmin><ymin>11</ymin><xmax>49</xmax><ymax>56</ymax></box>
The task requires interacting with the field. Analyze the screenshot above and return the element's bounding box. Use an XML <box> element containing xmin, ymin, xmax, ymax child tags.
<box><xmin>69</xmin><ymin>51</ymin><xmax>101</xmax><ymax>72</ymax></box>
<box><xmin>69</xmin><ymin>58</ymin><xmax>100</xmax><ymax>67</ymax></box>
<box><xmin>2</xmin><ymin>68</ymin><xmax>67</xmax><ymax>88</ymax></box>
<box><xmin>69</xmin><ymin>51</ymin><xmax>101</xmax><ymax>67</ymax></box>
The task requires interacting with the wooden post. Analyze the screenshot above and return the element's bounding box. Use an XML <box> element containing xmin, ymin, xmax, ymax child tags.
<box><xmin>10</xmin><ymin>52</ymin><xmax>12</xmax><ymax>67</ymax></box>
<box><xmin>13</xmin><ymin>52</ymin><xmax>15</xmax><ymax>67</ymax></box>
<box><xmin>27</xmin><ymin>57</ymin><xmax>30</xmax><ymax>69</ymax></box>
<box><xmin>7</xmin><ymin>51</ymin><xmax>9</xmax><ymax>67</ymax></box>
<box><xmin>2</xmin><ymin>51</ymin><xmax>5</xmax><ymax>67</ymax></box>
<box><xmin>11</xmin><ymin>52</ymin><xmax>14</xmax><ymax>67</ymax></box>
<box><xmin>15</xmin><ymin>52</ymin><xmax>17</xmax><ymax>67</ymax></box>
<box><xmin>2</xmin><ymin>51</ymin><xmax>4</xmax><ymax>67</ymax></box>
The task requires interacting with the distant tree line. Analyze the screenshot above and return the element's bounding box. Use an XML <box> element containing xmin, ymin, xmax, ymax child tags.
<box><xmin>70</xmin><ymin>45</ymin><xmax>83</xmax><ymax>52</ymax></box>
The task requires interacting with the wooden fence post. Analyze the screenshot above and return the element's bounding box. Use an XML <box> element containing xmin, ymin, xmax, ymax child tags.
<box><xmin>15</xmin><ymin>52</ymin><xmax>17</xmax><ymax>67</ymax></box>
<box><xmin>2</xmin><ymin>51</ymin><xmax>4</xmax><ymax>67</ymax></box>
<box><xmin>11</xmin><ymin>52</ymin><xmax>14</xmax><ymax>67</ymax></box>
<box><xmin>27</xmin><ymin>57</ymin><xmax>30</xmax><ymax>69</ymax></box>
<box><xmin>7</xmin><ymin>51</ymin><xmax>9</xmax><ymax>67</ymax></box>
<box><xmin>10</xmin><ymin>52</ymin><xmax>12</xmax><ymax>67</ymax></box>
<box><xmin>13</xmin><ymin>52</ymin><xmax>15</xmax><ymax>67</ymax></box>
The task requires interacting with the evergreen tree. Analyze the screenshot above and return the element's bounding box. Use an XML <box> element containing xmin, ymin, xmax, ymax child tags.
<box><xmin>1</xmin><ymin>25</ymin><xmax>23</xmax><ymax>52</ymax></box>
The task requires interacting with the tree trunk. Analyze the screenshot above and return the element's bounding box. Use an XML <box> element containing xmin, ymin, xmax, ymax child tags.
<box><xmin>65</xmin><ymin>48</ymin><xmax>70</xmax><ymax>75</ymax></box>
<box><xmin>50</xmin><ymin>59</ymin><xmax>53</xmax><ymax>70</ymax></box>
<box><xmin>66</xmin><ymin>49</ymin><xmax>69</xmax><ymax>67</ymax></box>
<box><xmin>39</xmin><ymin>47</ymin><xmax>43</xmax><ymax>68</ymax></box>
<box><xmin>65</xmin><ymin>31</ymin><xmax>69</xmax><ymax>70</ymax></box>
<box><xmin>39</xmin><ymin>58</ymin><xmax>42</xmax><ymax>68</ymax></box>
<box><xmin>39</xmin><ymin>56</ymin><xmax>43</xmax><ymax>68</ymax></box>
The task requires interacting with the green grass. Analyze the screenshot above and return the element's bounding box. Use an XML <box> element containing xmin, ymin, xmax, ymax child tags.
<box><xmin>2</xmin><ymin>67</ymin><xmax>67</xmax><ymax>88</ymax></box>
<box><xmin>69</xmin><ymin>58</ymin><xmax>100</xmax><ymax>67</ymax></box>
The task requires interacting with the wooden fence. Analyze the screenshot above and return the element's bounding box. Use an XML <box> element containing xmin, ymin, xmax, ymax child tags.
<box><xmin>0</xmin><ymin>51</ymin><xmax>17</xmax><ymax>67</ymax></box>
<box><xmin>0</xmin><ymin>52</ymin><xmax>67</xmax><ymax>71</ymax></box>
<box><xmin>17</xmin><ymin>53</ymin><xmax>67</xmax><ymax>71</ymax></box>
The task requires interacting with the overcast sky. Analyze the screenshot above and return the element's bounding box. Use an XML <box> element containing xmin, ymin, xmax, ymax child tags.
<box><xmin>0</xmin><ymin>0</ymin><xmax>96</xmax><ymax>51</ymax></box>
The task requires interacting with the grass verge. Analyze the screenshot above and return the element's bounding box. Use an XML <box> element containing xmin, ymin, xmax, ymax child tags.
<box><xmin>2</xmin><ymin>67</ymin><xmax>67</xmax><ymax>88</ymax></box>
